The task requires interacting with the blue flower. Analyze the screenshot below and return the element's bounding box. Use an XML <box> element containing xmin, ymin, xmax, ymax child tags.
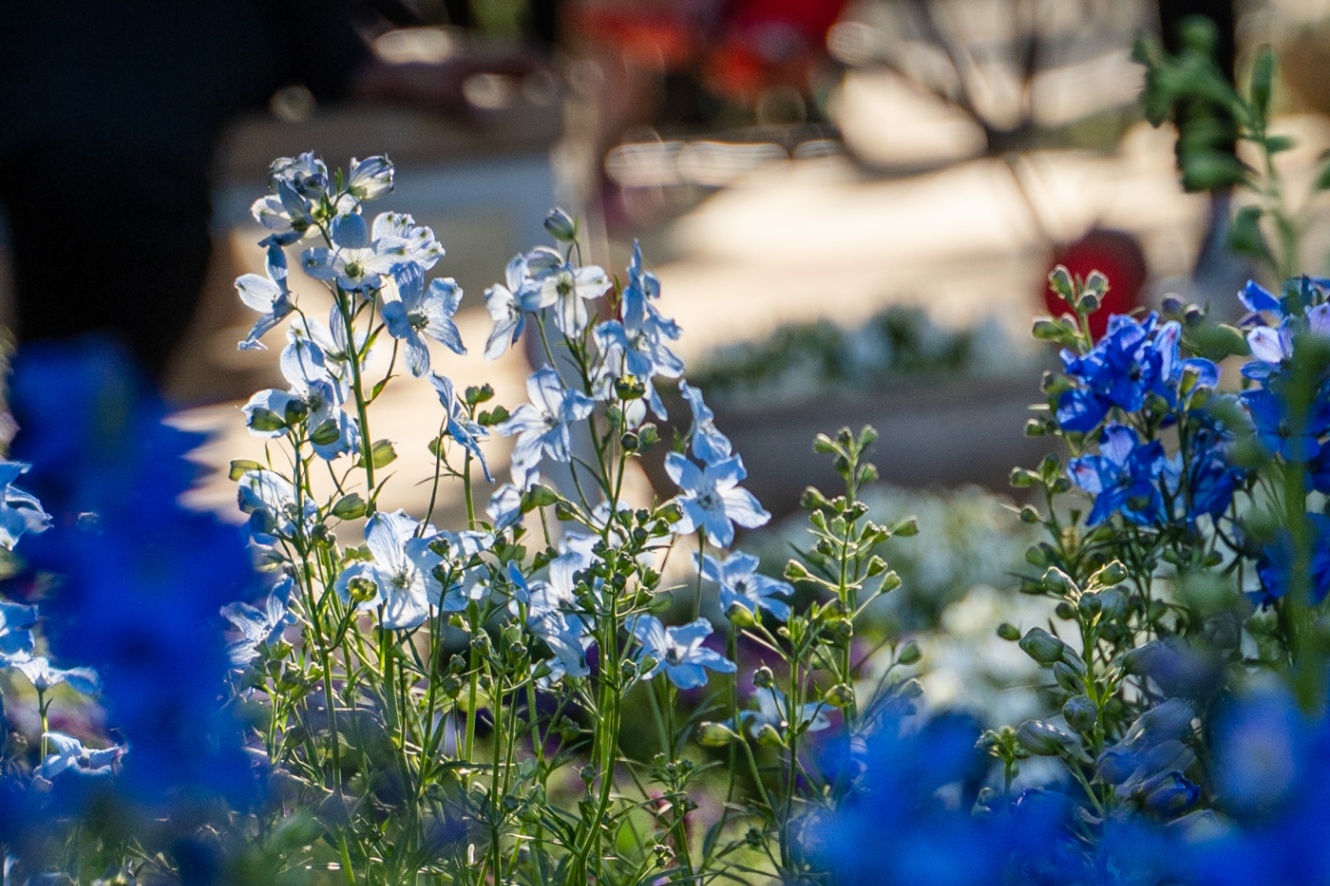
<box><xmin>0</xmin><ymin>462</ymin><xmax>51</xmax><ymax>550</ymax></box>
<box><xmin>0</xmin><ymin>601</ymin><xmax>36</xmax><ymax>662</ymax></box>
<box><xmin>236</xmin><ymin>469</ymin><xmax>317</xmax><ymax>550</ymax></box>
<box><xmin>1056</xmin><ymin>313</ymin><xmax>1177</xmax><ymax>431</ymax></box>
<box><xmin>535</xmin><ymin>257</ymin><xmax>610</xmax><ymax>337</ymax></box>
<box><xmin>739</xmin><ymin>685</ymin><xmax>829</xmax><ymax>737</ymax></box>
<box><xmin>428</xmin><ymin>374</ymin><xmax>492</xmax><ymax>482</ymax></box>
<box><xmin>678</xmin><ymin>381</ymin><xmax>731</xmax><ymax>465</ymax></box>
<box><xmin>486</xmin><ymin>483</ymin><xmax>523</xmax><ymax>530</ymax></box>
<box><xmin>235</xmin><ymin>242</ymin><xmax>295</xmax><ymax>350</ymax></box>
<box><xmin>10</xmin><ymin>656</ymin><xmax>100</xmax><ymax>696</ymax></box>
<box><xmin>807</xmin><ymin>712</ymin><xmax>1003</xmax><ymax>886</ymax></box>
<box><xmin>220</xmin><ymin>575</ymin><xmax>296</xmax><ymax>668</ymax></box>
<box><xmin>370</xmin><ymin>211</ymin><xmax>446</xmax><ymax>270</ymax></box>
<box><xmin>496</xmin><ymin>368</ymin><xmax>595</xmax><ymax>489</ymax></box>
<box><xmin>334</xmin><ymin>510</ymin><xmax>444</xmax><ymax>630</ymax></box>
<box><xmin>300</xmin><ymin>212</ymin><xmax>400</xmax><ymax>293</ymax></box>
<box><xmin>698</xmin><ymin>550</ymin><xmax>792</xmax><ymax>621</ymax></box>
<box><xmin>1252</xmin><ymin>513</ymin><xmax>1330</xmax><ymax>607</ymax></box>
<box><xmin>1068</xmin><ymin>425</ymin><xmax>1167</xmax><ymax>526</ymax></box>
<box><xmin>9</xmin><ymin>341</ymin><xmax>261</xmax><ymax>808</ymax></box>
<box><xmin>1240</xmin><ymin>387</ymin><xmax>1330</xmax><ymax>463</ymax></box>
<box><xmin>37</xmin><ymin>733</ymin><xmax>124</xmax><ymax>780</ymax></box>
<box><xmin>383</xmin><ymin>263</ymin><xmax>466</xmax><ymax>377</ymax></box>
<box><xmin>242</xmin><ymin>330</ymin><xmax>359</xmax><ymax>461</ymax></box>
<box><xmin>631</xmin><ymin>615</ymin><xmax>735</xmax><ymax>689</ymax></box>
<box><xmin>665</xmin><ymin>453</ymin><xmax>770</xmax><ymax>547</ymax></box>
<box><xmin>345</xmin><ymin>155</ymin><xmax>395</xmax><ymax>202</ymax></box>
<box><xmin>483</xmin><ymin>251</ymin><xmax>557</xmax><ymax>359</ymax></box>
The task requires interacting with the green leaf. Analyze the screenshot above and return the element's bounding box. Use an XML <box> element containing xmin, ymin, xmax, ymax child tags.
<box><xmin>1227</xmin><ymin>205</ymin><xmax>1272</xmax><ymax>262</ymax></box>
<box><xmin>1248</xmin><ymin>48</ymin><xmax>1275</xmax><ymax>122</ymax></box>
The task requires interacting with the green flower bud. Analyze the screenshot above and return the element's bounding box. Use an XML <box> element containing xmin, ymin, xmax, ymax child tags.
<box><xmin>897</xmin><ymin>640</ymin><xmax>922</xmax><ymax>666</ymax></box>
<box><xmin>1063</xmin><ymin>696</ymin><xmax>1098</xmax><ymax>732</ymax></box>
<box><xmin>1016</xmin><ymin>719</ymin><xmax>1082</xmax><ymax>758</ymax></box>
<box><xmin>544</xmin><ymin>208</ymin><xmax>577</xmax><ymax>242</ymax></box>
<box><xmin>996</xmin><ymin>622</ymin><xmax>1021</xmax><ymax>642</ymax></box>
<box><xmin>1051</xmin><ymin>661</ymin><xmax>1082</xmax><ymax>694</ymax></box>
<box><xmin>697</xmin><ymin>721</ymin><xmax>739</xmax><ymax>747</ymax></box>
<box><xmin>1019</xmin><ymin>627</ymin><xmax>1069</xmax><ymax>664</ymax></box>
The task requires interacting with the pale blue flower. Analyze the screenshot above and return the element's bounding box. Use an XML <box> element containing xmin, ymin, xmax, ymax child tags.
<box><xmin>0</xmin><ymin>601</ymin><xmax>37</xmax><ymax>662</ymax></box>
<box><xmin>632</xmin><ymin>615</ymin><xmax>736</xmax><ymax>689</ymax></box>
<box><xmin>538</xmin><ymin>259</ymin><xmax>610</xmax><ymax>336</ymax></box>
<box><xmin>427</xmin><ymin>373</ymin><xmax>492</xmax><ymax>481</ymax></box>
<box><xmin>236</xmin><ymin>243</ymin><xmax>295</xmax><ymax>350</ymax></box>
<box><xmin>237</xmin><ymin>469</ymin><xmax>317</xmax><ymax>547</ymax></box>
<box><xmin>269</xmin><ymin>152</ymin><xmax>331</xmax><ymax>198</ymax></box>
<box><xmin>243</xmin><ymin>332</ymin><xmax>359</xmax><ymax>460</ymax></box>
<box><xmin>679</xmin><ymin>380</ymin><xmax>731</xmax><ymax>465</ymax></box>
<box><xmin>593</xmin><ymin>287</ymin><xmax>684</xmax><ymax>421</ymax></box>
<box><xmin>739</xmin><ymin>685</ymin><xmax>830</xmax><ymax>737</ymax></box>
<box><xmin>11</xmin><ymin>656</ymin><xmax>100</xmax><ymax>696</ymax></box>
<box><xmin>371</xmin><ymin>211</ymin><xmax>445</xmax><ymax>270</ymax></box>
<box><xmin>0</xmin><ymin>461</ymin><xmax>51</xmax><ymax>550</ymax></box>
<box><xmin>334</xmin><ymin>510</ymin><xmax>444</xmax><ymax>630</ymax></box>
<box><xmin>665</xmin><ymin>453</ymin><xmax>770</xmax><ymax>547</ymax></box>
<box><xmin>385</xmin><ymin>263</ymin><xmax>465</xmax><ymax>377</ymax></box>
<box><xmin>251</xmin><ymin>152</ymin><xmax>331</xmax><ymax>244</ymax></box>
<box><xmin>550</xmin><ymin>533</ymin><xmax>598</xmax><ymax>601</ymax></box>
<box><xmin>699</xmin><ymin>550</ymin><xmax>792</xmax><ymax>621</ymax></box>
<box><xmin>37</xmin><ymin>732</ymin><xmax>124</xmax><ymax>780</ymax></box>
<box><xmin>346</xmin><ymin>155</ymin><xmax>395</xmax><ymax>201</ymax></box>
<box><xmin>497</xmin><ymin>368</ymin><xmax>595</xmax><ymax>489</ymax></box>
<box><xmin>300</xmin><ymin>213</ymin><xmax>399</xmax><ymax>293</ymax></box>
<box><xmin>483</xmin><ymin>252</ymin><xmax>556</xmax><ymax>359</ymax></box>
<box><xmin>487</xmin><ymin>483</ymin><xmax>523</xmax><ymax>530</ymax></box>
<box><xmin>435</xmin><ymin>529</ymin><xmax>497</xmax><ymax>611</ymax></box>
<box><xmin>220</xmin><ymin>575</ymin><xmax>296</xmax><ymax>668</ymax></box>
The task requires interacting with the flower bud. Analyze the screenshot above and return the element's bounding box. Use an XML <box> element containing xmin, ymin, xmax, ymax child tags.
<box><xmin>1063</xmin><ymin>696</ymin><xmax>1098</xmax><ymax>732</ymax></box>
<box><xmin>897</xmin><ymin>640</ymin><xmax>921</xmax><ymax>666</ymax></box>
<box><xmin>755</xmin><ymin>724</ymin><xmax>784</xmax><ymax>748</ymax></box>
<box><xmin>726</xmin><ymin>601</ymin><xmax>758</xmax><ymax>628</ymax></box>
<box><xmin>331</xmin><ymin>492</ymin><xmax>367</xmax><ymax>520</ymax></box>
<box><xmin>697</xmin><ymin>721</ymin><xmax>739</xmax><ymax>747</ymax></box>
<box><xmin>824</xmin><ymin>684</ymin><xmax>856</xmax><ymax>709</ymax></box>
<box><xmin>1019</xmin><ymin>627</ymin><xmax>1069</xmax><ymax>664</ymax></box>
<box><xmin>1051</xmin><ymin>662</ymin><xmax>1082</xmax><ymax>694</ymax></box>
<box><xmin>1017</xmin><ymin>719</ymin><xmax>1081</xmax><ymax>758</ymax></box>
<box><xmin>996</xmin><ymin>622</ymin><xmax>1021</xmax><ymax>642</ymax></box>
<box><xmin>752</xmin><ymin>666</ymin><xmax>775</xmax><ymax>689</ymax></box>
<box><xmin>544</xmin><ymin>207</ymin><xmax>577</xmax><ymax>241</ymax></box>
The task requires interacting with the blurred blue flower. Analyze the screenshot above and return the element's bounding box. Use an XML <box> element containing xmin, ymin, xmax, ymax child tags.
<box><xmin>1252</xmin><ymin>513</ymin><xmax>1330</xmax><ymax>607</ymax></box>
<box><xmin>0</xmin><ymin>462</ymin><xmax>51</xmax><ymax>551</ymax></box>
